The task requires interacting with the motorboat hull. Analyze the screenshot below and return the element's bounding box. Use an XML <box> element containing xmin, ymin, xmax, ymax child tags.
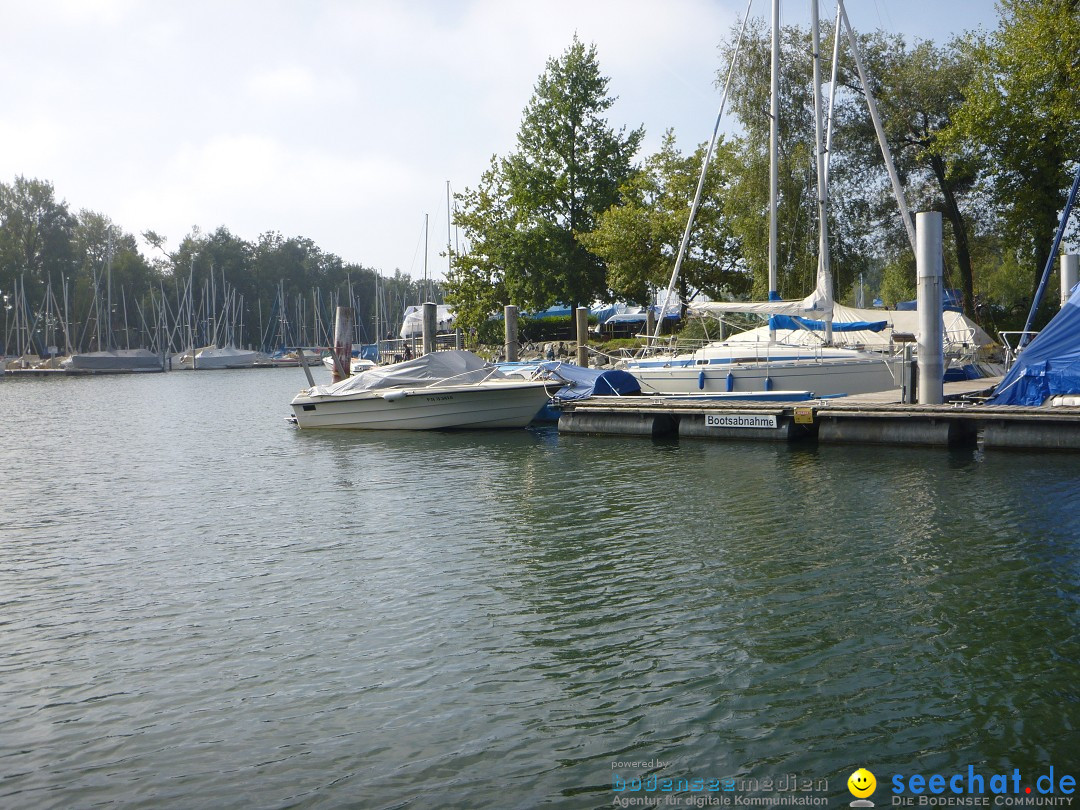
<box><xmin>290</xmin><ymin>380</ymin><xmax>554</xmax><ymax>430</ymax></box>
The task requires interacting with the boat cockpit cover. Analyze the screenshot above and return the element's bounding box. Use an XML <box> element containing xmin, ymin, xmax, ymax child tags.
<box><xmin>536</xmin><ymin>361</ymin><xmax>641</xmax><ymax>401</ymax></box>
<box><xmin>310</xmin><ymin>350</ymin><xmax>506</xmax><ymax>396</ymax></box>
<box><xmin>987</xmin><ymin>284</ymin><xmax>1080</xmax><ymax>406</ymax></box>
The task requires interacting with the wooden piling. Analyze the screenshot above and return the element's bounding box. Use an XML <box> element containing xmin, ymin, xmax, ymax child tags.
<box><xmin>576</xmin><ymin>306</ymin><xmax>589</xmax><ymax>367</ymax></box>
<box><xmin>504</xmin><ymin>305</ymin><xmax>519</xmax><ymax>362</ymax></box>
<box><xmin>331</xmin><ymin>306</ymin><xmax>353</xmax><ymax>382</ymax></box>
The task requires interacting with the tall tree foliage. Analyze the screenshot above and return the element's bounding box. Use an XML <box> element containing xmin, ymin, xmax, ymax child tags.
<box><xmin>838</xmin><ymin>35</ymin><xmax>983</xmax><ymax>316</ymax></box>
<box><xmin>447</xmin><ymin>36</ymin><xmax>643</xmax><ymax>328</ymax></box>
<box><xmin>952</xmin><ymin>0</ymin><xmax>1080</xmax><ymax>318</ymax></box>
<box><xmin>0</xmin><ymin>176</ymin><xmax>75</xmax><ymax>298</ymax></box>
<box><xmin>580</xmin><ymin>131</ymin><xmax>747</xmax><ymax>306</ymax></box>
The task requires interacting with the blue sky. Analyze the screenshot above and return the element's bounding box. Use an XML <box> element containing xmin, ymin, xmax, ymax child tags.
<box><xmin>0</xmin><ymin>0</ymin><xmax>1001</xmax><ymax>280</ymax></box>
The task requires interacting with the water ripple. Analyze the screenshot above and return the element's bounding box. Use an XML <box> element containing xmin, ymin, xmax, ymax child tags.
<box><xmin>0</xmin><ymin>374</ymin><xmax>1077</xmax><ymax>808</ymax></box>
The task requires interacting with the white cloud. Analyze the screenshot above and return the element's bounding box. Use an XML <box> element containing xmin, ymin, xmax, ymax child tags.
<box><xmin>0</xmin><ymin>0</ymin><xmax>1002</xmax><ymax>278</ymax></box>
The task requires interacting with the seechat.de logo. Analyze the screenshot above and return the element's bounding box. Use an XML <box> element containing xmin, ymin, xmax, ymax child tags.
<box><xmin>849</xmin><ymin>768</ymin><xmax>877</xmax><ymax>807</ymax></box>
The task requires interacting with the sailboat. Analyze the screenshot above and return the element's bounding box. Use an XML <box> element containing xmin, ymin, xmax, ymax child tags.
<box><xmin>623</xmin><ymin>0</ymin><xmax>903</xmax><ymax>397</ymax></box>
<box><xmin>65</xmin><ymin>234</ymin><xmax>163</xmax><ymax>373</ymax></box>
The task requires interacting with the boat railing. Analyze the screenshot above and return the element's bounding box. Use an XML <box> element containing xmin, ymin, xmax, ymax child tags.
<box><xmin>1000</xmin><ymin>331</ymin><xmax>1039</xmax><ymax>371</ymax></box>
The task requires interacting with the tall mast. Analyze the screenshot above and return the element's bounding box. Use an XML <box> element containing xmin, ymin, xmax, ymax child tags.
<box><xmin>106</xmin><ymin>231</ymin><xmax>114</xmax><ymax>351</ymax></box>
<box><xmin>768</xmin><ymin>0</ymin><xmax>780</xmax><ymax>301</ymax></box>
<box><xmin>811</xmin><ymin>0</ymin><xmax>834</xmax><ymax>344</ymax></box>
<box><xmin>446</xmin><ymin>180</ymin><xmax>453</xmax><ymax>280</ymax></box>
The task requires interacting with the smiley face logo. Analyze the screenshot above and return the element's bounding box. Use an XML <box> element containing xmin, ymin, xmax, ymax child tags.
<box><xmin>848</xmin><ymin>768</ymin><xmax>877</xmax><ymax>798</ymax></box>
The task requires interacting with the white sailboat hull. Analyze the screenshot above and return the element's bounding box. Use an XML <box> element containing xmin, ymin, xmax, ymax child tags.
<box><xmin>291</xmin><ymin>379</ymin><xmax>554</xmax><ymax>430</ymax></box>
<box><xmin>625</xmin><ymin>344</ymin><xmax>901</xmax><ymax>397</ymax></box>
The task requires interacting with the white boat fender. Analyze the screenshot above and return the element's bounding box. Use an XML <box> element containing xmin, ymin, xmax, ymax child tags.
<box><xmin>382</xmin><ymin>390</ymin><xmax>408</xmax><ymax>402</ymax></box>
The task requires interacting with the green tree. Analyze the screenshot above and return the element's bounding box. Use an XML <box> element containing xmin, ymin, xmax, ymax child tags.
<box><xmin>448</xmin><ymin>36</ymin><xmax>643</xmax><ymax>328</ymax></box>
<box><xmin>0</xmin><ymin>176</ymin><xmax>76</xmax><ymax>299</ymax></box>
<box><xmin>837</xmin><ymin>35</ymin><xmax>984</xmax><ymax>318</ymax></box>
<box><xmin>951</xmin><ymin>0</ymin><xmax>1080</xmax><ymax>320</ymax></box>
<box><xmin>580</xmin><ymin>131</ymin><xmax>747</xmax><ymax>306</ymax></box>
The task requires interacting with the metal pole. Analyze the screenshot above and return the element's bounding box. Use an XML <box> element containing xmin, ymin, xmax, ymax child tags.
<box><xmin>811</xmin><ymin>0</ymin><xmax>834</xmax><ymax>345</ymax></box>
<box><xmin>1062</xmin><ymin>254</ymin><xmax>1079</xmax><ymax>307</ymax></box>
<box><xmin>769</xmin><ymin>0</ymin><xmax>779</xmax><ymax>301</ymax></box>
<box><xmin>916</xmin><ymin>212</ymin><xmax>944</xmax><ymax>405</ymax></box>
<box><xmin>503</xmin><ymin>304</ymin><xmax>519</xmax><ymax>362</ymax></box>
<box><xmin>838</xmin><ymin>0</ymin><xmax>917</xmax><ymax>254</ymax></box>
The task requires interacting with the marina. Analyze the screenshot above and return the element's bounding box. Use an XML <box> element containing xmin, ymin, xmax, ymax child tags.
<box><xmin>2</xmin><ymin>0</ymin><xmax>1079</xmax><ymax>806</ymax></box>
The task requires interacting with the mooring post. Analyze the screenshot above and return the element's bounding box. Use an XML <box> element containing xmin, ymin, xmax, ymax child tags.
<box><xmin>421</xmin><ymin>302</ymin><xmax>437</xmax><ymax>355</ymax></box>
<box><xmin>504</xmin><ymin>305</ymin><xmax>519</xmax><ymax>362</ymax></box>
<box><xmin>331</xmin><ymin>306</ymin><xmax>354</xmax><ymax>382</ymax></box>
<box><xmin>576</xmin><ymin>306</ymin><xmax>589</xmax><ymax>367</ymax></box>
<box><xmin>916</xmin><ymin>211</ymin><xmax>944</xmax><ymax>405</ymax></box>
<box><xmin>1062</xmin><ymin>254</ymin><xmax>1078</xmax><ymax>308</ymax></box>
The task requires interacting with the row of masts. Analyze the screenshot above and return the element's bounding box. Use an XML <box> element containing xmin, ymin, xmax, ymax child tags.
<box><xmin>2</xmin><ymin>263</ymin><xmax>417</xmax><ymax>361</ymax></box>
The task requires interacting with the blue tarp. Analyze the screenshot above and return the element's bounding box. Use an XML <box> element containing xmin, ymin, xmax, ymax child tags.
<box><xmin>537</xmin><ymin>361</ymin><xmax>641</xmax><ymax>401</ymax></box>
<box><xmin>895</xmin><ymin>288</ymin><xmax>963</xmax><ymax>312</ymax></box>
<box><xmin>768</xmin><ymin>315</ymin><xmax>888</xmax><ymax>332</ymax></box>
<box><xmin>987</xmin><ymin>283</ymin><xmax>1080</xmax><ymax>406</ymax></box>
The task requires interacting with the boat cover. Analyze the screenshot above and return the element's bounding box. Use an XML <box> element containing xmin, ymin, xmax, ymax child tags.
<box><xmin>724</xmin><ymin>304</ymin><xmax>993</xmax><ymax>352</ymax></box>
<box><xmin>535</xmin><ymin>362</ymin><xmax>641</xmax><ymax>401</ymax></box>
<box><xmin>308</xmin><ymin>350</ymin><xmax>506</xmax><ymax>397</ymax></box>
<box><xmin>66</xmin><ymin>349</ymin><xmax>162</xmax><ymax>370</ymax></box>
<box><xmin>399</xmin><ymin>305</ymin><xmax>455</xmax><ymax>338</ymax></box>
<box><xmin>986</xmin><ymin>284</ymin><xmax>1080</xmax><ymax>406</ymax></box>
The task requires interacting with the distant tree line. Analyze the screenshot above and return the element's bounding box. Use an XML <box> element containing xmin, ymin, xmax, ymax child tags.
<box><xmin>0</xmin><ymin>177</ymin><xmax>439</xmax><ymax>355</ymax></box>
<box><xmin>446</xmin><ymin>0</ymin><xmax>1080</xmax><ymax>337</ymax></box>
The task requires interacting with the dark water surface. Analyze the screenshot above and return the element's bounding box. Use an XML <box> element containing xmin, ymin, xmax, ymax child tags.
<box><xmin>1</xmin><ymin>370</ymin><xmax>1077</xmax><ymax>809</ymax></box>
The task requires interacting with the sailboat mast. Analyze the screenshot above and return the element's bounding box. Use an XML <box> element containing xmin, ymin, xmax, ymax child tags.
<box><xmin>811</xmin><ymin>0</ymin><xmax>834</xmax><ymax>344</ymax></box>
<box><xmin>768</xmin><ymin>0</ymin><xmax>780</xmax><ymax>302</ymax></box>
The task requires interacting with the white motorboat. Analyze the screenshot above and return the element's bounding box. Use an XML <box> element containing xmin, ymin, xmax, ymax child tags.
<box><xmin>290</xmin><ymin>350</ymin><xmax>558</xmax><ymax>430</ymax></box>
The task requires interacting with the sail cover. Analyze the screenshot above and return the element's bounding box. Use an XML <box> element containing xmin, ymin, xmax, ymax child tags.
<box><xmin>986</xmin><ymin>283</ymin><xmax>1080</xmax><ymax>406</ymax></box>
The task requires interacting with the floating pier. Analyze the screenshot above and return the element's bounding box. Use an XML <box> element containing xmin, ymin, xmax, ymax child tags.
<box><xmin>558</xmin><ymin>378</ymin><xmax>1080</xmax><ymax>451</ymax></box>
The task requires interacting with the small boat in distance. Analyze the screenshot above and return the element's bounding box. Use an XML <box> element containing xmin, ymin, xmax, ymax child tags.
<box><xmin>322</xmin><ymin>355</ymin><xmax>376</xmax><ymax>375</ymax></box>
<box><xmin>289</xmin><ymin>350</ymin><xmax>559</xmax><ymax>430</ymax></box>
<box><xmin>63</xmin><ymin>348</ymin><xmax>163</xmax><ymax>373</ymax></box>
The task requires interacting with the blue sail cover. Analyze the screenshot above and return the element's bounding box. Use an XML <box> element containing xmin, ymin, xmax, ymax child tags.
<box><xmin>768</xmin><ymin>315</ymin><xmax>887</xmax><ymax>332</ymax></box>
<box><xmin>987</xmin><ymin>283</ymin><xmax>1080</xmax><ymax>406</ymax></box>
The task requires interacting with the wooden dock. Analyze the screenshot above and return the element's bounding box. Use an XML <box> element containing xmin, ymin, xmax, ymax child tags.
<box><xmin>558</xmin><ymin>378</ymin><xmax>1080</xmax><ymax>451</ymax></box>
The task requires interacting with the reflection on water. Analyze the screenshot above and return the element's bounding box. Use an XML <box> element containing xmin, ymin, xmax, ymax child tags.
<box><xmin>0</xmin><ymin>371</ymin><xmax>1077</xmax><ymax>808</ymax></box>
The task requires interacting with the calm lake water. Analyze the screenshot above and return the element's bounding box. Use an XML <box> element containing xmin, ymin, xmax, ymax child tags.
<box><xmin>1</xmin><ymin>369</ymin><xmax>1077</xmax><ymax>809</ymax></box>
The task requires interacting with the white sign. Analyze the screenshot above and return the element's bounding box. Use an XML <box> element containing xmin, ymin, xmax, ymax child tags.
<box><xmin>705</xmin><ymin>413</ymin><xmax>778</xmax><ymax>429</ymax></box>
